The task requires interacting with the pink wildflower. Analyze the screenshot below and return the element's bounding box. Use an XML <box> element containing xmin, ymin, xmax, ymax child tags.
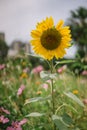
<box><xmin>23</xmin><ymin>67</ymin><xmax>30</xmax><ymax>73</ymax></box>
<box><xmin>46</xmin><ymin>80</ymin><xmax>51</xmax><ymax>84</ymax></box>
<box><xmin>32</xmin><ymin>68</ymin><xmax>38</xmax><ymax>74</ymax></box>
<box><xmin>81</xmin><ymin>70</ymin><xmax>87</xmax><ymax>76</ymax></box>
<box><xmin>83</xmin><ymin>99</ymin><xmax>87</xmax><ymax>105</ymax></box>
<box><xmin>0</xmin><ymin>64</ymin><xmax>5</xmax><ymax>70</ymax></box>
<box><xmin>57</xmin><ymin>65</ymin><xmax>67</xmax><ymax>74</ymax></box>
<box><xmin>17</xmin><ymin>84</ymin><xmax>25</xmax><ymax>96</ymax></box>
<box><xmin>36</xmin><ymin>65</ymin><xmax>43</xmax><ymax>73</ymax></box>
<box><xmin>6</xmin><ymin>121</ymin><xmax>22</xmax><ymax>130</ymax></box>
<box><xmin>0</xmin><ymin>115</ymin><xmax>9</xmax><ymax>124</ymax></box>
<box><xmin>32</xmin><ymin>65</ymin><xmax>43</xmax><ymax>74</ymax></box>
<box><xmin>42</xmin><ymin>83</ymin><xmax>48</xmax><ymax>91</ymax></box>
<box><xmin>19</xmin><ymin>118</ymin><xmax>28</xmax><ymax>125</ymax></box>
<box><xmin>0</xmin><ymin>107</ymin><xmax>10</xmax><ymax>114</ymax></box>
<box><xmin>6</xmin><ymin>119</ymin><xmax>27</xmax><ymax>130</ymax></box>
<box><xmin>6</xmin><ymin>127</ymin><xmax>15</xmax><ymax>130</ymax></box>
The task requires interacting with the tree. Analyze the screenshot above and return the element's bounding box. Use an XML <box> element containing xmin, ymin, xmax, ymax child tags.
<box><xmin>67</xmin><ymin>7</ymin><xmax>87</xmax><ymax>58</ymax></box>
<box><xmin>0</xmin><ymin>39</ymin><xmax>9</xmax><ymax>63</ymax></box>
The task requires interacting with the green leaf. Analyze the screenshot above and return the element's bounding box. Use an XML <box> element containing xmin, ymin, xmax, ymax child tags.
<box><xmin>49</xmin><ymin>73</ymin><xmax>57</xmax><ymax>79</ymax></box>
<box><xmin>40</xmin><ymin>71</ymin><xmax>57</xmax><ymax>80</ymax></box>
<box><xmin>64</xmin><ymin>92</ymin><xmax>84</xmax><ymax>107</ymax></box>
<box><xmin>25</xmin><ymin>53</ymin><xmax>41</xmax><ymax>58</ymax></box>
<box><xmin>73</xmin><ymin>128</ymin><xmax>80</xmax><ymax>130</ymax></box>
<box><xmin>52</xmin><ymin>115</ymin><xmax>69</xmax><ymax>130</ymax></box>
<box><xmin>25</xmin><ymin>112</ymin><xmax>45</xmax><ymax>117</ymax></box>
<box><xmin>66</xmin><ymin>104</ymin><xmax>78</xmax><ymax>113</ymax></box>
<box><xmin>55</xmin><ymin>60</ymin><xmax>75</xmax><ymax>66</ymax></box>
<box><xmin>40</xmin><ymin>71</ymin><xmax>49</xmax><ymax>79</ymax></box>
<box><xmin>84</xmin><ymin>65</ymin><xmax>87</xmax><ymax>69</ymax></box>
<box><xmin>24</xmin><ymin>95</ymin><xmax>51</xmax><ymax>105</ymax></box>
<box><xmin>62</xmin><ymin>113</ymin><xmax>73</xmax><ymax>126</ymax></box>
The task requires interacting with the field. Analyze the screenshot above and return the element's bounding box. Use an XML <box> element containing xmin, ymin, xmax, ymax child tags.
<box><xmin>0</xmin><ymin>56</ymin><xmax>87</xmax><ymax>130</ymax></box>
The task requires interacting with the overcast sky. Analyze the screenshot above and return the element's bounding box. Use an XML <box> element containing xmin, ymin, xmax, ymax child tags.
<box><xmin>0</xmin><ymin>0</ymin><xmax>87</xmax><ymax>57</ymax></box>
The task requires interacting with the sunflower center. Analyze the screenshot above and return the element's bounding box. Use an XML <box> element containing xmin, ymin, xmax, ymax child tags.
<box><xmin>40</xmin><ymin>28</ymin><xmax>62</xmax><ymax>50</ymax></box>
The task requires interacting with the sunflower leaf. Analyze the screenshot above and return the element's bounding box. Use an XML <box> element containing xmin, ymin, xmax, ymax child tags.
<box><xmin>25</xmin><ymin>112</ymin><xmax>45</xmax><ymax>117</ymax></box>
<box><xmin>40</xmin><ymin>71</ymin><xmax>57</xmax><ymax>80</ymax></box>
<box><xmin>52</xmin><ymin>115</ymin><xmax>69</xmax><ymax>130</ymax></box>
<box><xmin>24</xmin><ymin>95</ymin><xmax>51</xmax><ymax>105</ymax></box>
<box><xmin>55</xmin><ymin>60</ymin><xmax>75</xmax><ymax>66</ymax></box>
<box><xmin>25</xmin><ymin>53</ymin><xmax>41</xmax><ymax>58</ymax></box>
<box><xmin>64</xmin><ymin>92</ymin><xmax>84</xmax><ymax>107</ymax></box>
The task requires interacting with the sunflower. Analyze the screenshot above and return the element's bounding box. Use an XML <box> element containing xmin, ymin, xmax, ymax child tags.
<box><xmin>30</xmin><ymin>17</ymin><xmax>72</xmax><ymax>60</ymax></box>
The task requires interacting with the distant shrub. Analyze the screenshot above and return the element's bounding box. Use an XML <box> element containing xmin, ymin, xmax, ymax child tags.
<box><xmin>0</xmin><ymin>40</ymin><xmax>9</xmax><ymax>63</ymax></box>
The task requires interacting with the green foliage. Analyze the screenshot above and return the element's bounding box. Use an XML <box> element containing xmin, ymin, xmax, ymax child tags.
<box><xmin>67</xmin><ymin>6</ymin><xmax>87</xmax><ymax>58</ymax></box>
<box><xmin>0</xmin><ymin>57</ymin><xmax>87</xmax><ymax>129</ymax></box>
<box><xmin>0</xmin><ymin>39</ymin><xmax>9</xmax><ymax>63</ymax></box>
<box><xmin>25</xmin><ymin>112</ymin><xmax>45</xmax><ymax>117</ymax></box>
<box><xmin>24</xmin><ymin>96</ymin><xmax>51</xmax><ymax>105</ymax></box>
<box><xmin>68</xmin><ymin>57</ymin><xmax>87</xmax><ymax>75</ymax></box>
<box><xmin>27</xmin><ymin>53</ymin><xmax>49</xmax><ymax>70</ymax></box>
<box><xmin>64</xmin><ymin>92</ymin><xmax>84</xmax><ymax>107</ymax></box>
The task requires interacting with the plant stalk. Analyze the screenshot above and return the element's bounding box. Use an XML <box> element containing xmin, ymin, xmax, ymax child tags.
<box><xmin>50</xmin><ymin>60</ymin><xmax>56</xmax><ymax>130</ymax></box>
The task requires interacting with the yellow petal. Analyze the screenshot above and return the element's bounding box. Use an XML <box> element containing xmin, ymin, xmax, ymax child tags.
<box><xmin>31</xmin><ymin>29</ymin><xmax>42</xmax><ymax>38</ymax></box>
<box><xmin>60</xmin><ymin>28</ymin><xmax>71</xmax><ymax>35</ymax></box>
<box><xmin>56</xmin><ymin>20</ymin><xmax>64</xmax><ymax>30</ymax></box>
<box><xmin>30</xmin><ymin>39</ymin><xmax>40</xmax><ymax>45</ymax></box>
<box><xmin>45</xmin><ymin>16</ymin><xmax>54</xmax><ymax>28</ymax></box>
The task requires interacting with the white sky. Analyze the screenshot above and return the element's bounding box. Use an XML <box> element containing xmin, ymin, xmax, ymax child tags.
<box><xmin>0</xmin><ymin>0</ymin><xmax>87</xmax><ymax>58</ymax></box>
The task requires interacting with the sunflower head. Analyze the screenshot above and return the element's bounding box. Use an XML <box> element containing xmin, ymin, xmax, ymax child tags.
<box><xmin>30</xmin><ymin>17</ymin><xmax>72</xmax><ymax>60</ymax></box>
<box><xmin>41</xmin><ymin>28</ymin><xmax>62</xmax><ymax>50</ymax></box>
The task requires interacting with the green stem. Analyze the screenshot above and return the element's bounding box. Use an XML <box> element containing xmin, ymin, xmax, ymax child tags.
<box><xmin>50</xmin><ymin>60</ymin><xmax>56</xmax><ymax>130</ymax></box>
<box><xmin>51</xmin><ymin>78</ymin><xmax>55</xmax><ymax>114</ymax></box>
<box><xmin>55</xmin><ymin>103</ymin><xmax>66</xmax><ymax>115</ymax></box>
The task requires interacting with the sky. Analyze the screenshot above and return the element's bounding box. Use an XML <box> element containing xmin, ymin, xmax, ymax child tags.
<box><xmin>0</xmin><ymin>0</ymin><xmax>87</xmax><ymax>58</ymax></box>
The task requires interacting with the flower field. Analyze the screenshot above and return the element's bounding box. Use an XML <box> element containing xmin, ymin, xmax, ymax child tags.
<box><xmin>0</xmin><ymin>16</ymin><xmax>87</xmax><ymax>130</ymax></box>
<box><xmin>0</xmin><ymin>56</ymin><xmax>87</xmax><ymax>130</ymax></box>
